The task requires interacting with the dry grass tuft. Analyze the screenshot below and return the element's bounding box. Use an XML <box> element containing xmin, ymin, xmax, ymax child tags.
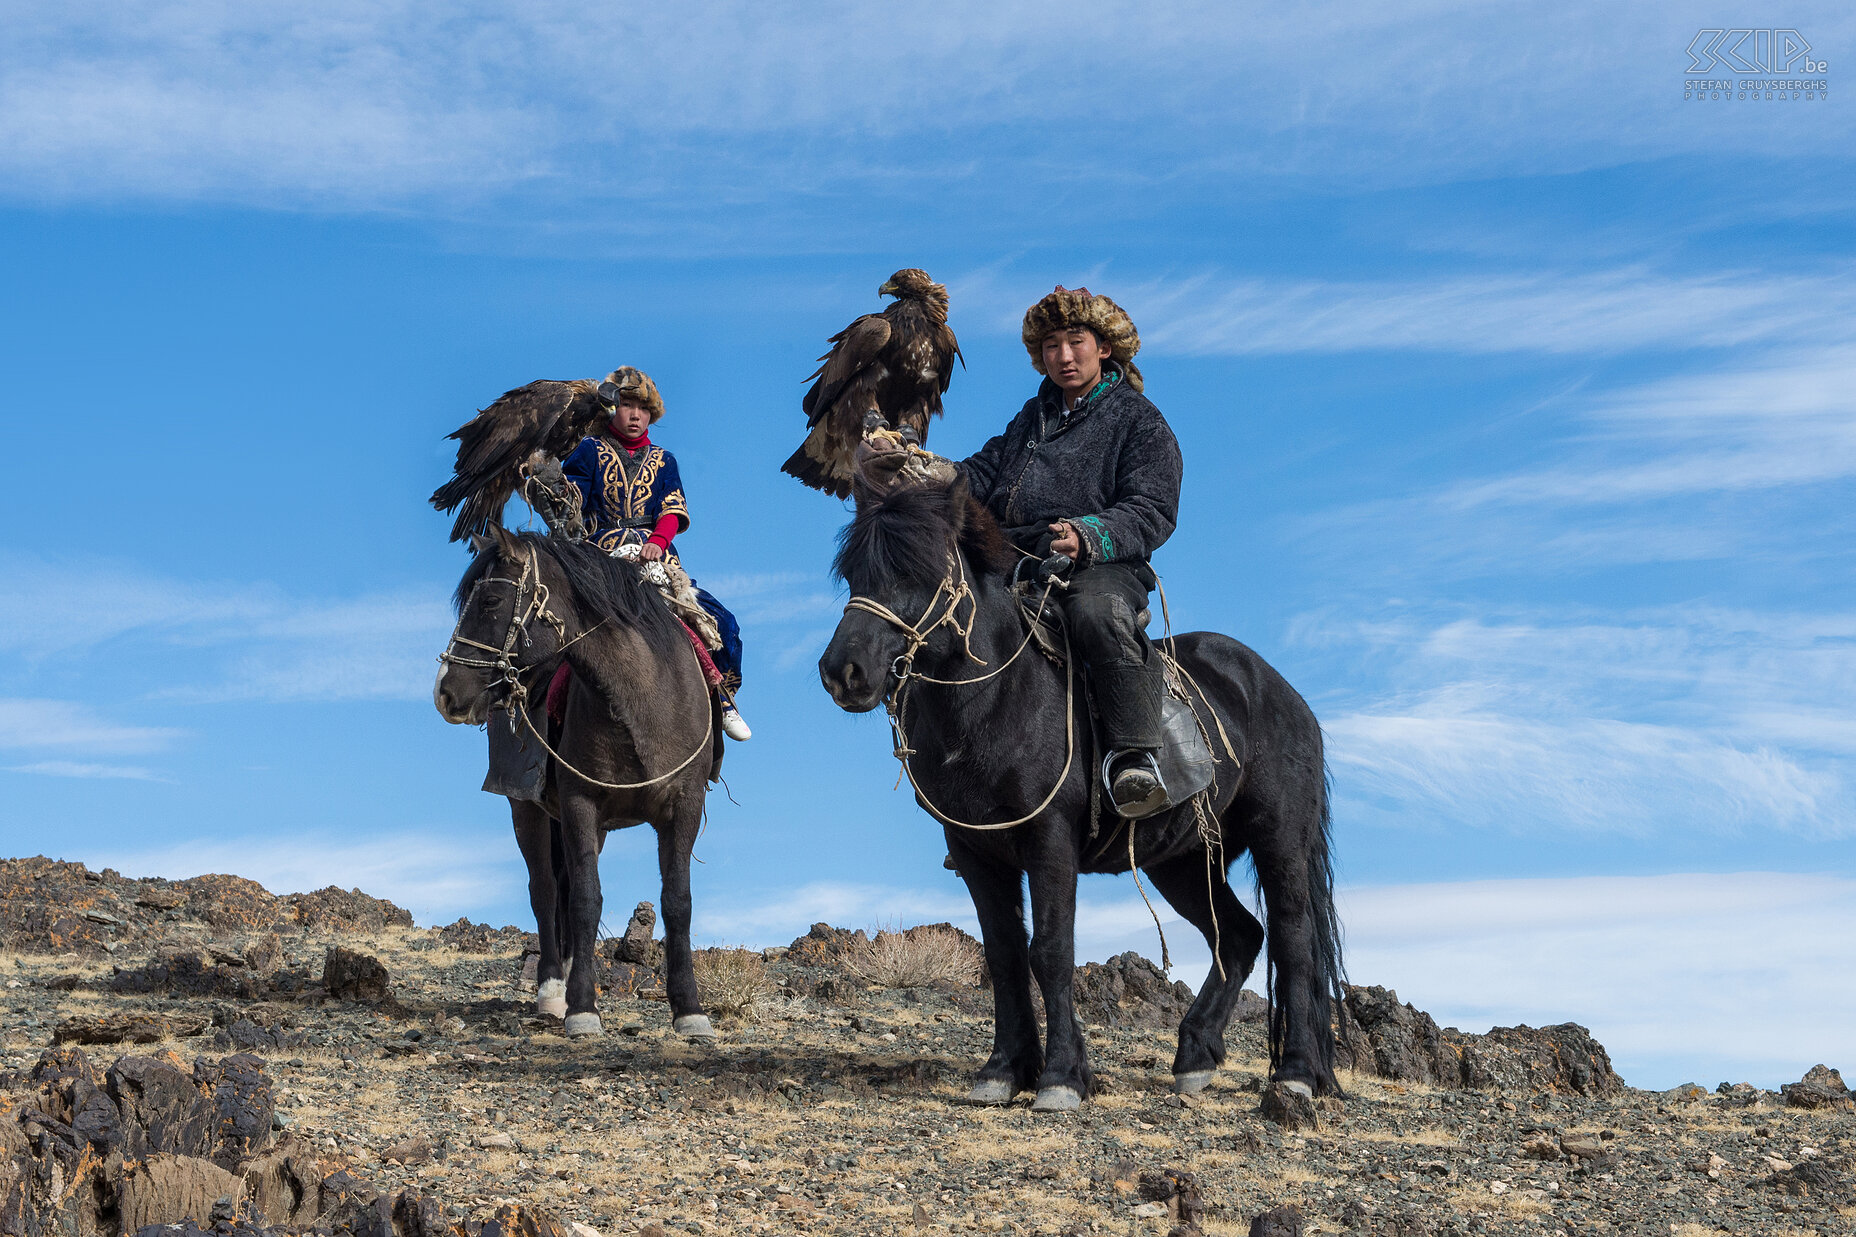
<box><xmin>693</xmin><ymin>947</ymin><xmax>772</xmax><ymax>1021</ymax></box>
<box><xmin>846</xmin><ymin>923</ymin><xmax>983</xmax><ymax>990</ymax></box>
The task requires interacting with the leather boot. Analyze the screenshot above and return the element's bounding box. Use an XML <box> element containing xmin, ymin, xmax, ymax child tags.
<box><xmin>1092</xmin><ymin>661</ymin><xmax>1168</xmax><ymax>816</ymax></box>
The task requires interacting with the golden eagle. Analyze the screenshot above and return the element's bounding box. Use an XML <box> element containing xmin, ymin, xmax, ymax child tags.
<box><xmin>782</xmin><ymin>268</ymin><xmax>963</xmax><ymax>499</ymax></box>
<box><xmin>431</xmin><ymin>368</ymin><xmax>650</xmax><ymax>543</ymax></box>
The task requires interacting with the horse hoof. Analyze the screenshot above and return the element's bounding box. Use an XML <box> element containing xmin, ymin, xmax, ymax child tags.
<box><xmin>1173</xmin><ymin>1070</ymin><xmax>1214</xmax><ymax>1095</ymax></box>
<box><xmin>674</xmin><ymin>1015</ymin><xmax>718</xmax><ymax>1041</ymax></box>
<box><xmin>535</xmin><ymin>996</ymin><xmax>567</xmax><ymax>1019</ymax></box>
<box><xmin>1278</xmin><ymin>1078</ymin><xmax>1314</xmax><ymax>1099</ymax></box>
<box><xmin>1030</xmin><ymin>1086</ymin><xmax>1082</xmax><ymax>1113</ymax></box>
<box><xmin>963</xmin><ymin>1079</ymin><xmax>1015</xmax><ymax>1106</ymax></box>
<box><xmin>563</xmin><ymin>1013</ymin><xmax>603</xmax><ymax>1038</ymax></box>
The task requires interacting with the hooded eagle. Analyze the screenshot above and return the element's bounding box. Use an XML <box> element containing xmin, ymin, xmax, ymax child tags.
<box><xmin>782</xmin><ymin>268</ymin><xmax>963</xmax><ymax>499</ymax></box>
<box><xmin>431</xmin><ymin>367</ymin><xmax>657</xmax><ymax>543</ymax></box>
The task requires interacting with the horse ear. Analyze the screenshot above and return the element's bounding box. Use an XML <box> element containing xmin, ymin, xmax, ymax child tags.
<box><xmin>468</xmin><ymin>531</ymin><xmax>493</xmax><ymax>555</ymax></box>
<box><xmin>489</xmin><ymin>523</ymin><xmax>520</xmax><ymax>556</ymax></box>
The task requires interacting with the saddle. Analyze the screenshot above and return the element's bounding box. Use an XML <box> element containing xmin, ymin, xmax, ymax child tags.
<box><xmin>1012</xmin><ymin>584</ymin><xmax>1220</xmax><ymax>818</ymax></box>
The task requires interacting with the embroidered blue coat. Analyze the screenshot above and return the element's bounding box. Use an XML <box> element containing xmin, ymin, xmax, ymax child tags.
<box><xmin>560</xmin><ymin>433</ymin><xmax>743</xmax><ymax>686</ymax></box>
<box><xmin>561</xmin><ymin>434</ymin><xmax>690</xmax><ymax>556</ymax></box>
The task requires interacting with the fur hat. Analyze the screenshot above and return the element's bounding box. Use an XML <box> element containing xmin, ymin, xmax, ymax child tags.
<box><xmin>1021</xmin><ymin>286</ymin><xmax>1143</xmax><ymax>393</ymax></box>
<box><xmin>601</xmin><ymin>366</ymin><xmax>665</xmax><ymax>423</ymax></box>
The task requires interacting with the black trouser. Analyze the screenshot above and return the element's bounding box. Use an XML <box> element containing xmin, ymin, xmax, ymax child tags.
<box><xmin>1057</xmin><ymin>562</ymin><xmax>1165</xmax><ymax>752</ymax></box>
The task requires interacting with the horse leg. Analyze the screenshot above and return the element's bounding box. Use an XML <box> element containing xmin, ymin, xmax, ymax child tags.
<box><xmin>1025</xmin><ymin>844</ymin><xmax>1091</xmax><ymax>1111</ymax></box>
<box><xmin>553</xmin><ymin>818</ymin><xmax>575</xmax><ymax>990</ymax></box>
<box><xmin>558</xmin><ymin>797</ymin><xmax>605</xmax><ymax>1038</ymax></box>
<box><xmin>511</xmin><ymin>801</ymin><xmax>567</xmax><ymax>1019</ymax></box>
<box><xmin>1144</xmin><ymin>849</ymin><xmax>1266</xmax><ymax>1093</ymax></box>
<box><xmin>657</xmin><ymin>809</ymin><xmax>714</xmax><ymax>1041</ymax></box>
<box><xmin>952</xmin><ymin>843</ymin><xmax>1041</xmax><ymax>1102</ymax></box>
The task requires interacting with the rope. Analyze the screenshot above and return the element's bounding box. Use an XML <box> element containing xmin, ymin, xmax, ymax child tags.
<box><xmin>1126</xmin><ymin>819</ymin><xmax>1172</xmax><ymax>972</ymax></box>
<box><xmin>505</xmin><ymin>666</ymin><xmax>714</xmax><ymax>792</ymax></box>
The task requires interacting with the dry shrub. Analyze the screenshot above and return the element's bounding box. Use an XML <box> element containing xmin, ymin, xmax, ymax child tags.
<box><xmin>693</xmin><ymin>947</ymin><xmax>771</xmax><ymax>1021</ymax></box>
<box><xmin>847</xmin><ymin>923</ymin><xmax>983</xmax><ymax>989</ymax></box>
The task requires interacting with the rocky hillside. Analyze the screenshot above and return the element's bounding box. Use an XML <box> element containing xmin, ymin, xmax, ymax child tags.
<box><xmin>3</xmin><ymin>857</ymin><xmax>1852</xmax><ymax>1237</ymax></box>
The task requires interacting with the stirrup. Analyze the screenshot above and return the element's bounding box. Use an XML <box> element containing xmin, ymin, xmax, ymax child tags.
<box><xmin>1102</xmin><ymin>749</ymin><xmax>1168</xmax><ymax>820</ymax></box>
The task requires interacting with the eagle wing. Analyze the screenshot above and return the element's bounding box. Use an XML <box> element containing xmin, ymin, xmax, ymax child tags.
<box><xmin>430</xmin><ymin>379</ymin><xmax>610</xmax><ymax>542</ymax></box>
<box><xmin>784</xmin><ymin>314</ymin><xmax>894</xmax><ymax>498</ymax></box>
<box><xmin>800</xmin><ymin>314</ymin><xmax>892</xmax><ymax>426</ymax></box>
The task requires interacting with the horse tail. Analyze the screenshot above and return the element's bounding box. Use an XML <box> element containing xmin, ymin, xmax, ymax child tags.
<box><xmin>1308</xmin><ymin>759</ymin><xmax>1349</xmax><ymax>1093</ymax></box>
<box><xmin>1262</xmin><ymin>755</ymin><xmax>1350</xmax><ymax>1095</ymax></box>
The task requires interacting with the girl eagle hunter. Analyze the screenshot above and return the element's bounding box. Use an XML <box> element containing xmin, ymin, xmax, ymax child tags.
<box><xmin>560</xmin><ymin>369</ymin><xmax>751</xmax><ymax>741</ymax></box>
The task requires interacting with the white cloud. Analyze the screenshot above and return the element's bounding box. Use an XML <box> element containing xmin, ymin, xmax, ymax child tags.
<box><xmin>3</xmin><ymin>3</ymin><xmax>1847</xmax><ymax>218</ymax></box>
<box><xmin>1135</xmin><ymin>271</ymin><xmax>1856</xmax><ymax>358</ymax></box>
<box><xmin>0</xmin><ymin>698</ymin><xmax>181</xmax><ymax>755</ymax></box>
<box><xmin>103</xmin><ymin>829</ymin><xmax>524</xmax><ymax>928</ymax></box>
<box><xmin>0</xmin><ymin>555</ymin><xmax>453</xmax><ymax>704</ymax></box>
<box><xmin>6</xmin><ymin>760</ymin><xmax>164</xmax><ymax>781</ymax></box>
<box><xmin>1295</xmin><ymin>604</ymin><xmax>1856</xmax><ymax>840</ymax></box>
<box><xmin>1446</xmin><ymin>345</ymin><xmax>1856</xmax><ymax>506</ymax></box>
<box><xmin>1067</xmin><ymin>872</ymin><xmax>1856</xmax><ymax>1090</ymax></box>
<box><xmin>692</xmin><ymin>880</ymin><xmax>979</xmax><ymax>945</ymax></box>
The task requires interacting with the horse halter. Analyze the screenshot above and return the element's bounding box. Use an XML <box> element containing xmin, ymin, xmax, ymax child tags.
<box><xmin>437</xmin><ymin>546</ymin><xmax>568</xmax><ymax>698</ymax></box>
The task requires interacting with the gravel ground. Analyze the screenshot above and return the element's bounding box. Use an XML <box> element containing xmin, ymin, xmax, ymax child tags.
<box><xmin>3</xmin><ymin>861</ymin><xmax>1853</xmax><ymax>1236</ymax></box>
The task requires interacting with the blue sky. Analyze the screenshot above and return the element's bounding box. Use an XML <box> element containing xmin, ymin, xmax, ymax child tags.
<box><xmin>1</xmin><ymin>2</ymin><xmax>1852</xmax><ymax>1088</ymax></box>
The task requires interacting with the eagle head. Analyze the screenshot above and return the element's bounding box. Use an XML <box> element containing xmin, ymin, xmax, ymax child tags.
<box><xmin>879</xmin><ymin>268</ymin><xmax>938</xmax><ymax>300</ymax></box>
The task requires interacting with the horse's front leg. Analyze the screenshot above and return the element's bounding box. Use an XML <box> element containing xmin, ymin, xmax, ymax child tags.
<box><xmin>558</xmin><ymin>795</ymin><xmax>605</xmax><ymax>1037</ymax></box>
<box><xmin>657</xmin><ymin>806</ymin><xmax>715</xmax><ymax>1041</ymax></box>
<box><xmin>953</xmin><ymin>840</ymin><xmax>1041</xmax><ymax>1102</ymax></box>
<box><xmin>510</xmin><ymin>801</ymin><xmax>566</xmax><ymax>1019</ymax></box>
<box><xmin>1026</xmin><ymin>833</ymin><xmax>1091</xmax><ymax>1111</ymax></box>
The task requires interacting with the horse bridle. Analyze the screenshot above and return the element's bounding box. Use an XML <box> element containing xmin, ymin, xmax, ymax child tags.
<box><xmin>842</xmin><ymin>553</ymin><xmax>1075</xmax><ymax>831</ymax></box>
<box><xmin>437</xmin><ymin>546</ymin><xmax>570</xmax><ymax>703</ymax></box>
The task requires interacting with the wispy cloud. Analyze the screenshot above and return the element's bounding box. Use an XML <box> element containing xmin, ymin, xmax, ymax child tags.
<box><xmin>5</xmin><ymin>4</ymin><xmax>1848</xmax><ymax>223</ymax></box>
<box><xmin>0</xmin><ymin>554</ymin><xmax>452</xmax><ymax>704</ymax></box>
<box><xmin>1135</xmin><ymin>270</ymin><xmax>1856</xmax><ymax>358</ymax></box>
<box><xmin>0</xmin><ymin>698</ymin><xmax>180</xmax><ymax>754</ymax></box>
<box><xmin>1295</xmin><ymin>603</ymin><xmax>1856</xmax><ymax>840</ymax></box>
<box><xmin>6</xmin><ymin>760</ymin><xmax>164</xmax><ymax>781</ymax></box>
<box><xmin>1446</xmin><ymin>344</ymin><xmax>1856</xmax><ymax>506</ymax></box>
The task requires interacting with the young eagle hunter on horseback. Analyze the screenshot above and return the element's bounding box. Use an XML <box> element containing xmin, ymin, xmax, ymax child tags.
<box><xmin>561</xmin><ymin>369</ymin><xmax>751</xmax><ymax>741</ymax></box>
<box><xmin>866</xmin><ymin>286</ymin><xmax>1179</xmax><ymax>817</ymax></box>
<box><xmin>833</xmin><ymin>285</ymin><xmax>1346</xmax><ymax>1111</ymax></box>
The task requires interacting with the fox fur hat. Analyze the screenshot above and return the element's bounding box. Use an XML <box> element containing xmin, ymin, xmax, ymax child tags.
<box><xmin>1021</xmin><ymin>286</ymin><xmax>1143</xmax><ymax>393</ymax></box>
<box><xmin>600</xmin><ymin>366</ymin><xmax>665</xmax><ymax>423</ymax></box>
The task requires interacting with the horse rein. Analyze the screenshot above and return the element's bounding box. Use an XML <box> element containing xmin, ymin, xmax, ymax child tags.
<box><xmin>438</xmin><ymin>543</ymin><xmax>711</xmax><ymax>793</ymax></box>
<box><xmin>843</xmin><ymin>556</ymin><xmax>1076</xmax><ymax>832</ymax></box>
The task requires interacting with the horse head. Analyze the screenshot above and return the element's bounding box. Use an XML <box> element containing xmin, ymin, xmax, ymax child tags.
<box><xmin>821</xmin><ymin>475</ymin><xmax>1012</xmax><ymax>712</ymax></box>
<box><xmin>434</xmin><ymin>524</ymin><xmax>568</xmax><ymax>725</ymax></box>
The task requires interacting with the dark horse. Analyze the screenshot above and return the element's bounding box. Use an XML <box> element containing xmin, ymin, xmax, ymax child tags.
<box><xmin>434</xmin><ymin>524</ymin><xmax>723</xmax><ymax>1039</ymax></box>
<box><xmin>820</xmin><ymin>480</ymin><xmax>1344</xmax><ymax>1109</ymax></box>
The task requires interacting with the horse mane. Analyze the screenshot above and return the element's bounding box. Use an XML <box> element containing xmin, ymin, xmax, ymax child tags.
<box><xmin>456</xmin><ymin>532</ymin><xmax>688</xmax><ymax>663</ymax></box>
<box><xmin>833</xmin><ymin>483</ymin><xmax>1016</xmax><ymax>594</ymax></box>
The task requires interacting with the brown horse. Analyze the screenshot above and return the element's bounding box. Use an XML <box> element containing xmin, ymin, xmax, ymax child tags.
<box><xmin>435</xmin><ymin>525</ymin><xmax>722</xmax><ymax>1039</ymax></box>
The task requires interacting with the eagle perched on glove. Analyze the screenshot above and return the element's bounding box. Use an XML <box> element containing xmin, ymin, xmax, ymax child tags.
<box><xmin>782</xmin><ymin>268</ymin><xmax>963</xmax><ymax>499</ymax></box>
<box><xmin>430</xmin><ymin>367</ymin><xmax>661</xmax><ymax>543</ymax></box>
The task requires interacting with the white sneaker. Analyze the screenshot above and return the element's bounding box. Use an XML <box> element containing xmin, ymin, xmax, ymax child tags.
<box><xmin>721</xmin><ymin>704</ymin><xmax>752</xmax><ymax>741</ymax></box>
